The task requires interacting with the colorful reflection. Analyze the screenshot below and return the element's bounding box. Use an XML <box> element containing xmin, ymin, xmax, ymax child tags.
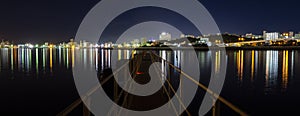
<box><xmin>251</xmin><ymin>50</ymin><xmax>255</xmax><ymax>81</ymax></box>
<box><xmin>117</xmin><ymin>50</ymin><xmax>132</xmax><ymax>60</ymax></box>
<box><xmin>215</xmin><ymin>51</ymin><xmax>221</xmax><ymax>74</ymax></box>
<box><xmin>0</xmin><ymin>48</ymin><xmax>296</xmax><ymax>93</ymax></box>
<box><xmin>50</xmin><ymin>48</ymin><xmax>53</xmax><ymax>70</ymax></box>
<box><xmin>1</xmin><ymin>48</ymin><xmax>109</xmax><ymax>75</ymax></box>
<box><xmin>282</xmin><ymin>50</ymin><xmax>289</xmax><ymax>90</ymax></box>
<box><xmin>72</xmin><ymin>47</ymin><xmax>75</xmax><ymax>68</ymax></box>
<box><xmin>36</xmin><ymin>48</ymin><xmax>39</xmax><ymax>74</ymax></box>
<box><xmin>174</xmin><ymin>50</ymin><xmax>181</xmax><ymax>68</ymax></box>
<box><xmin>265</xmin><ymin>51</ymin><xmax>278</xmax><ymax>94</ymax></box>
<box><xmin>160</xmin><ymin>50</ymin><xmax>167</xmax><ymax>81</ymax></box>
<box><xmin>236</xmin><ymin>50</ymin><xmax>244</xmax><ymax>81</ymax></box>
<box><xmin>11</xmin><ymin>48</ymin><xmax>14</xmax><ymax>70</ymax></box>
<box><xmin>0</xmin><ymin>49</ymin><xmax>9</xmax><ymax>71</ymax></box>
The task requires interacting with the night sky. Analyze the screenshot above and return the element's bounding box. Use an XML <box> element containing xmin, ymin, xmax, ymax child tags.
<box><xmin>0</xmin><ymin>0</ymin><xmax>300</xmax><ymax>44</ymax></box>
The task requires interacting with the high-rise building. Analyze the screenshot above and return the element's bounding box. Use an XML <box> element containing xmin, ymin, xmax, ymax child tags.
<box><xmin>265</xmin><ymin>32</ymin><xmax>279</xmax><ymax>41</ymax></box>
<box><xmin>159</xmin><ymin>32</ymin><xmax>171</xmax><ymax>41</ymax></box>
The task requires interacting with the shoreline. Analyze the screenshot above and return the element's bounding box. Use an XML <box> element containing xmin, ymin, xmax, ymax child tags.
<box><xmin>105</xmin><ymin>46</ymin><xmax>300</xmax><ymax>50</ymax></box>
<box><xmin>2</xmin><ymin>46</ymin><xmax>300</xmax><ymax>50</ymax></box>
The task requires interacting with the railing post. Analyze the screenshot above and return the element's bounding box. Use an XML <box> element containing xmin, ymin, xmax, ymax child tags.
<box><xmin>216</xmin><ymin>100</ymin><xmax>220</xmax><ymax>116</ymax></box>
<box><xmin>179</xmin><ymin>69</ymin><xmax>182</xmax><ymax>114</ymax></box>
<box><xmin>114</xmin><ymin>70</ymin><xmax>119</xmax><ymax>104</ymax></box>
<box><xmin>212</xmin><ymin>98</ymin><xmax>220</xmax><ymax>116</ymax></box>
<box><xmin>83</xmin><ymin>97</ymin><xmax>91</xmax><ymax>116</ymax></box>
<box><xmin>212</xmin><ymin>98</ymin><xmax>216</xmax><ymax>116</ymax></box>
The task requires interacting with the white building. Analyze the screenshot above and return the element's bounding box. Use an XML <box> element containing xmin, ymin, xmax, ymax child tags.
<box><xmin>159</xmin><ymin>32</ymin><xmax>172</xmax><ymax>41</ymax></box>
<box><xmin>265</xmin><ymin>32</ymin><xmax>279</xmax><ymax>41</ymax></box>
<box><xmin>295</xmin><ymin>34</ymin><xmax>300</xmax><ymax>39</ymax></box>
<box><xmin>200</xmin><ymin>38</ymin><xmax>209</xmax><ymax>42</ymax></box>
<box><xmin>245</xmin><ymin>33</ymin><xmax>253</xmax><ymax>38</ymax></box>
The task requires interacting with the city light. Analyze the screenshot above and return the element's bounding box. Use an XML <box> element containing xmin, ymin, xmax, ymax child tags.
<box><xmin>0</xmin><ymin>31</ymin><xmax>300</xmax><ymax>49</ymax></box>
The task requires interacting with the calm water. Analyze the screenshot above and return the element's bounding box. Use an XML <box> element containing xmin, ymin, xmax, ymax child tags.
<box><xmin>0</xmin><ymin>48</ymin><xmax>299</xmax><ymax>115</ymax></box>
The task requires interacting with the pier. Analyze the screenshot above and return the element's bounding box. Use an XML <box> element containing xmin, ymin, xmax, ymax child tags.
<box><xmin>57</xmin><ymin>50</ymin><xmax>247</xmax><ymax>116</ymax></box>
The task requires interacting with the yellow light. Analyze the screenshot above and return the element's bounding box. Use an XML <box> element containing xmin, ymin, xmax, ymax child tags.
<box><xmin>50</xmin><ymin>48</ymin><xmax>53</xmax><ymax>69</ymax></box>
<box><xmin>251</xmin><ymin>50</ymin><xmax>255</xmax><ymax>81</ymax></box>
<box><xmin>282</xmin><ymin>50</ymin><xmax>289</xmax><ymax>89</ymax></box>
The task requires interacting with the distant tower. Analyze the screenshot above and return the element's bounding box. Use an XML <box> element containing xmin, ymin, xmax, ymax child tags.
<box><xmin>159</xmin><ymin>32</ymin><xmax>172</xmax><ymax>41</ymax></box>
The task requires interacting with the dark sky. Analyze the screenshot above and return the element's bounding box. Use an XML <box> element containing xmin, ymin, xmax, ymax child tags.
<box><xmin>0</xmin><ymin>0</ymin><xmax>300</xmax><ymax>44</ymax></box>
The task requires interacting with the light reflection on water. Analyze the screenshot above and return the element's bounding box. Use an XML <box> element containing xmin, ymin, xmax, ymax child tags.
<box><xmin>0</xmin><ymin>48</ymin><xmax>298</xmax><ymax>94</ymax></box>
<box><xmin>215</xmin><ymin>50</ymin><xmax>296</xmax><ymax>94</ymax></box>
<box><xmin>265</xmin><ymin>51</ymin><xmax>279</xmax><ymax>94</ymax></box>
<box><xmin>0</xmin><ymin>48</ymin><xmax>300</xmax><ymax>114</ymax></box>
<box><xmin>0</xmin><ymin>48</ymin><xmax>299</xmax><ymax>94</ymax></box>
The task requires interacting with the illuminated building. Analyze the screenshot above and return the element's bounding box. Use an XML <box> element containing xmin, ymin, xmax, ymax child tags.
<box><xmin>281</xmin><ymin>32</ymin><xmax>289</xmax><ymax>38</ymax></box>
<box><xmin>68</xmin><ymin>38</ymin><xmax>76</xmax><ymax>47</ymax></box>
<box><xmin>295</xmin><ymin>33</ymin><xmax>300</xmax><ymax>39</ymax></box>
<box><xmin>200</xmin><ymin>38</ymin><xmax>209</xmax><ymax>42</ymax></box>
<box><xmin>281</xmin><ymin>32</ymin><xmax>294</xmax><ymax>39</ymax></box>
<box><xmin>0</xmin><ymin>40</ymin><xmax>5</xmax><ymax>48</ymax></box>
<box><xmin>289</xmin><ymin>31</ymin><xmax>294</xmax><ymax>38</ymax></box>
<box><xmin>159</xmin><ymin>32</ymin><xmax>171</xmax><ymax>41</ymax></box>
<box><xmin>242</xmin><ymin>33</ymin><xmax>262</xmax><ymax>39</ymax></box>
<box><xmin>180</xmin><ymin>34</ymin><xmax>196</xmax><ymax>38</ymax></box>
<box><xmin>245</xmin><ymin>33</ymin><xmax>253</xmax><ymax>38</ymax></box>
<box><xmin>140</xmin><ymin>37</ymin><xmax>147</xmax><ymax>46</ymax></box>
<box><xmin>263</xmin><ymin>30</ymin><xmax>267</xmax><ymax>39</ymax></box>
<box><xmin>82</xmin><ymin>40</ymin><xmax>90</xmax><ymax>48</ymax></box>
<box><xmin>265</xmin><ymin>32</ymin><xmax>279</xmax><ymax>41</ymax></box>
<box><xmin>180</xmin><ymin>34</ymin><xmax>185</xmax><ymax>38</ymax></box>
<box><xmin>79</xmin><ymin>40</ymin><xmax>83</xmax><ymax>48</ymax></box>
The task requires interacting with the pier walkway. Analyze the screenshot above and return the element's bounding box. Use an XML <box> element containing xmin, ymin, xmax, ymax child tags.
<box><xmin>57</xmin><ymin>50</ymin><xmax>247</xmax><ymax>116</ymax></box>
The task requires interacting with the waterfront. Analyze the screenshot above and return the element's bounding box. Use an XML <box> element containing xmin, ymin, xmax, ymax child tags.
<box><xmin>0</xmin><ymin>48</ymin><xmax>299</xmax><ymax>115</ymax></box>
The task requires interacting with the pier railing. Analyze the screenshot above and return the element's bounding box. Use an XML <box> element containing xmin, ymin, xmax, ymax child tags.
<box><xmin>150</xmin><ymin>51</ymin><xmax>248</xmax><ymax>116</ymax></box>
<box><xmin>57</xmin><ymin>50</ymin><xmax>248</xmax><ymax>116</ymax></box>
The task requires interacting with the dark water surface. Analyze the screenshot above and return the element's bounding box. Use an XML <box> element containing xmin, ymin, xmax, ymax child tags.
<box><xmin>0</xmin><ymin>48</ymin><xmax>299</xmax><ymax>115</ymax></box>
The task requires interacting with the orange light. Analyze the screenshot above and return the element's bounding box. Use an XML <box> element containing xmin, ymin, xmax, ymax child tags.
<box><xmin>136</xmin><ymin>72</ymin><xmax>144</xmax><ymax>75</ymax></box>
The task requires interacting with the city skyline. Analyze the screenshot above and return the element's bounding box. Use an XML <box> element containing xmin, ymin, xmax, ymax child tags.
<box><xmin>1</xmin><ymin>0</ymin><xmax>300</xmax><ymax>43</ymax></box>
<box><xmin>1</xmin><ymin>30</ymin><xmax>300</xmax><ymax>45</ymax></box>
<box><xmin>1</xmin><ymin>30</ymin><xmax>300</xmax><ymax>50</ymax></box>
